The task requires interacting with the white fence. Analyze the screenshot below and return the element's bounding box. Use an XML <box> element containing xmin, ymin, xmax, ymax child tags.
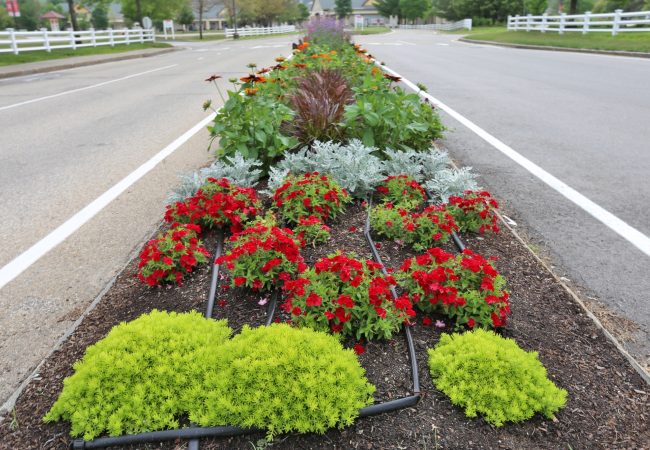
<box><xmin>224</xmin><ymin>25</ymin><xmax>296</xmax><ymax>38</ymax></box>
<box><xmin>0</xmin><ymin>28</ymin><xmax>155</xmax><ymax>55</ymax></box>
<box><xmin>508</xmin><ymin>9</ymin><xmax>650</xmax><ymax>35</ymax></box>
<box><xmin>398</xmin><ymin>19</ymin><xmax>472</xmax><ymax>31</ymax></box>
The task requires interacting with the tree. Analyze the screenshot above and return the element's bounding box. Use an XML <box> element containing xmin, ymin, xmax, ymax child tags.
<box><xmin>297</xmin><ymin>2</ymin><xmax>310</xmax><ymax>22</ymax></box>
<box><xmin>120</xmin><ymin>0</ymin><xmax>184</xmax><ymax>23</ymax></box>
<box><xmin>334</xmin><ymin>0</ymin><xmax>353</xmax><ymax>19</ymax></box>
<box><xmin>177</xmin><ymin>2</ymin><xmax>194</xmax><ymax>27</ymax></box>
<box><xmin>17</xmin><ymin>0</ymin><xmax>42</xmax><ymax>29</ymax></box>
<box><xmin>92</xmin><ymin>4</ymin><xmax>109</xmax><ymax>28</ymax></box>
<box><xmin>0</xmin><ymin>6</ymin><xmax>11</xmax><ymax>29</ymax></box>
<box><xmin>375</xmin><ymin>0</ymin><xmax>402</xmax><ymax>19</ymax></box>
<box><xmin>524</xmin><ymin>0</ymin><xmax>546</xmax><ymax>13</ymax></box>
<box><xmin>400</xmin><ymin>0</ymin><xmax>430</xmax><ymax>21</ymax></box>
<box><xmin>431</xmin><ymin>0</ymin><xmax>524</xmax><ymax>22</ymax></box>
<box><xmin>233</xmin><ymin>0</ymin><xmax>303</xmax><ymax>26</ymax></box>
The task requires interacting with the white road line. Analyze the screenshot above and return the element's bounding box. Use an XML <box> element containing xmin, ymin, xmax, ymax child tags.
<box><xmin>0</xmin><ymin>64</ymin><xmax>178</xmax><ymax>112</ymax></box>
<box><xmin>436</xmin><ymin>43</ymin><xmax>450</xmax><ymax>46</ymax></box>
<box><xmin>0</xmin><ymin>111</ymin><xmax>217</xmax><ymax>291</ymax></box>
<box><xmin>379</xmin><ymin>63</ymin><xmax>650</xmax><ymax>258</ymax></box>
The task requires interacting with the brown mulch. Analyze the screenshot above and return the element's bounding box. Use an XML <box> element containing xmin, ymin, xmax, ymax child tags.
<box><xmin>1</xmin><ymin>200</ymin><xmax>648</xmax><ymax>450</ymax></box>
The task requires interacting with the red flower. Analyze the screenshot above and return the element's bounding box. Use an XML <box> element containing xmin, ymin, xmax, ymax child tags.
<box><xmin>353</xmin><ymin>343</ymin><xmax>365</xmax><ymax>355</ymax></box>
<box><xmin>467</xmin><ymin>318</ymin><xmax>476</xmax><ymax>328</ymax></box>
<box><xmin>306</xmin><ymin>293</ymin><xmax>323</xmax><ymax>307</ymax></box>
<box><xmin>422</xmin><ymin>317</ymin><xmax>432</xmax><ymax>326</ymax></box>
<box><xmin>292</xmin><ymin>306</ymin><xmax>302</xmax><ymax>316</ymax></box>
<box><xmin>374</xmin><ymin>307</ymin><xmax>386</xmax><ymax>318</ymax></box>
<box><xmin>234</xmin><ymin>276</ymin><xmax>246</xmax><ymax>286</ymax></box>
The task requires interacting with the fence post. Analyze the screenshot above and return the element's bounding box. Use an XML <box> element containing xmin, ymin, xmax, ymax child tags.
<box><xmin>526</xmin><ymin>14</ymin><xmax>532</xmax><ymax>31</ymax></box>
<box><xmin>541</xmin><ymin>13</ymin><xmax>548</xmax><ymax>33</ymax></box>
<box><xmin>90</xmin><ymin>27</ymin><xmax>96</xmax><ymax>46</ymax></box>
<box><xmin>125</xmin><ymin>29</ymin><xmax>130</xmax><ymax>45</ymax></box>
<box><xmin>612</xmin><ymin>9</ymin><xmax>622</xmax><ymax>36</ymax></box>
<box><xmin>41</xmin><ymin>28</ymin><xmax>51</xmax><ymax>52</ymax></box>
<box><xmin>559</xmin><ymin>13</ymin><xmax>566</xmax><ymax>34</ymax></box>
<box><xmin>139</xmin><ymin>27</ymin><xmax>144</xmax><ymax>43</ymax></box>
<box><xmin>69</xmin><ymin>28</ymin><xmax>76</xmax><ymax>49</ymax></box>
<box><xmin>108</xmin><ymin>28</ymin><xmax>114</xmax><ymax>46</ymax></box>
<box><xmin>7</xmin><ymin>28</ymin><xmax>18</xmax><ymax>55</ymax></box>
<box><xmin>583</xmin><ymin>11</ymin><xmax>591</xmax><ymax>34</ymax></box>
<box><xmin>515</xmin><ymin>15</ymin><xmax>520</xmax><ymax>30</ymax></box>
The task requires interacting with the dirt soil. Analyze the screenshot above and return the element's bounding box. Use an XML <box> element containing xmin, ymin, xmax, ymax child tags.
<box><xmin>1</xmin><ymin>201</ymin><xmax>648</xmax><ymax>450</ymax></box>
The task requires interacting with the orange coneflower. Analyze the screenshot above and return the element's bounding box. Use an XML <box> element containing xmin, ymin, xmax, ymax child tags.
<box><xmin>383</xmin><ymin>73</ymin><xmax>401</xmax><ymax>82</ymax></box>
<box><xmin>272</xmin><ymin>64</ymin><xmax>287</xmax><ymax>71</ymax></box>
<box><xmin>257</xmin><ymin>67</ymin><xmax>271</xmax><ymax>74</ymax></box>
<box><xmin>240</xmin><ymin>74</ymin><xmax>266</xmax><ymax>83</ymax></box>
<box><xmin>205</xmin><ymin>74</ymin><xmax>222</xmax><ymax>82</ymax></box>
<box><xmin>297</xmin><ymin>42</ymin><xmax>309</xmax><ymax>50</ymax></box>
<box><xmin>275</xmin><ymin>56</ymin><xmax>286</xmax><ymax>62</ymax></box>
<box><xmin>371</xmin><ymin>67</ymin><xmax>380</xmax><ymax>76</ymax></box>
<box><xmin>293</xmin><ymin>63</ymin><xmax>307</xmax><ymax>69</ymax></box>
<box><xmin>244</xmin><ymin>87</ymin><xmax>258</xmax><ymax>96</ymax></box>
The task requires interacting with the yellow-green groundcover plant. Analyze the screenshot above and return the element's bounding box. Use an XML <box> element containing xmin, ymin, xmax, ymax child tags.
<box><xmin>428</xmin><ymin>329</ymin><xmax>567</xmax><ymax>427</ymax></box>
<box><xmin>45</xmin><ymin>315</ymin><xmax>375</xmax><ymax>441</ymax></box>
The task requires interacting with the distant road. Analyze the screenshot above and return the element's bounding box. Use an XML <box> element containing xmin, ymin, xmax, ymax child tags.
<box><xmin>357</xmin><ymin>30</ymin><xmax>650</xmax><ymax>367</ymax></box>
<box><xmin>0</xmin><ymin>35</ymin><xmax>296</xmax><ymax>408</ymax></box>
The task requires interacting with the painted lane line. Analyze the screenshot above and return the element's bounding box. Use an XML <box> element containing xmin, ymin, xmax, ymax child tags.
<box><xmin>0</xmin><ymin>64</ymin><xmax>178</xmax><ymax>112</ymax></box>
<box><xmin>378</xmin><ymin>63</ymin><xmax>650</xmax><ymax>258</ymax></box>
<box><xmin>0</xmin><ymin>111</ymin><xmax>216</xmax><ymax>291</ymax></box>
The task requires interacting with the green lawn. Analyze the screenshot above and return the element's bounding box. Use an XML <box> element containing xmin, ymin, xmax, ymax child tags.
<box><xmin>464</xmin><ymin>29</ymin><xmax>650</xmax><ymax>53</ymax></box>
<box><xmin>160</xmin><ymin>32</ymin><xmax>226</xmax><ymax>42</ymax></box>
<box><xmin>443</xmin><ymin>26</ymin><xmax>505</xmax><ymax>35</ymax></box>
<box><xmin>0</xmin><ymin>42</ymin><xmax>171</xmax><ymax>67</ymax></box>
<box><xmin>351</xmin><ymin>26</ymin><xmax>392</xmax><ymax>35</ymax></box>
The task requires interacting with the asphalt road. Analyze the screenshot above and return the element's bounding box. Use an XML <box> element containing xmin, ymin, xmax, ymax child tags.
<box><xmin>0</xmin><ymin>35</ymin><xmax>296</xmax><ymax>409</ymax></box>
<box><xmin>357</xmin><ymin>30</ymin><xmax>650</xmax><ymax>368</ymax></box>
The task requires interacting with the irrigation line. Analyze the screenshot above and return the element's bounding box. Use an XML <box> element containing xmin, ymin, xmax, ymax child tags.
<box><xmin>205</xmin><ymin>230</ymin><xmax>225</xmax><ymax>319</ymax></box>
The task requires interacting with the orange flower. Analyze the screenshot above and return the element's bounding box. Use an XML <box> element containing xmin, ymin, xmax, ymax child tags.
<box><xmin>311</xmin><ymin>54</ymin><xmax>320</xmax><ymax>59</ymax></box>
<box><xmin>383</xmin><ymin>73</ymin><xmax>402</xmax><ymax>82</ymax></box>
<box><xmin>257</xmin><ymin>67</ymin><xmax>271</xmax><ymax>74</ymax></box>
<box><xmin>371</xmin><ymin>67</ymin><xmax>380</xmax><ymax>76</ymax></box>
<box><xmin>240</xmin><ymin>74</ymin><xmax>266</xmax><ymax>83</ymax></box>
<box><xmin>272</xmin><ymin>64</ymin><xmax>287</xmax><ymax>71</ymax></box>
<box><xmin>244</xmin><ymin>87</ymin><xmax>258</xmax><ymax>96</ymax></box>
<box><xmin>275</xmin><ymin>56</ymin><xmax>286</xmax><ymax>62</ymax></box>
<box><xmin>205</xmin><ymin>74</ymin><xmax>222</xmax><ymax>82</ymax></box>
<box><xmin>330</xmin><ymin>50</ymin><xmax>337</xmax><ymax>55</ymax></box>
<box><xmin>293</xmin><ymin>63</ymin><xmax>307</xmax><ymax>69</ymax></box>
<box><xmin>297</xmin><ymin>42</ymin><xmax>309</xmax><ymax>50</ymax></box>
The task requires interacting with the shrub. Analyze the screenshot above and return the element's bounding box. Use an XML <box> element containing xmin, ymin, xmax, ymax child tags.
<box><xmin>282</xmin><ymin>252</ymin><xmax>416</xmax><ymax>340</ymax></box>
<box><xmin>343</xmin><ymin>86</ymin><xmax>445</xmax><ymax>151</ymax></box>
<box><xmin>447</xmin><ymin>190</ymin><xmax>500</xmax><ymax>234</ymax></box>
<box><xmin>375</xmin><ymin>175</ymin><xmax>426</xmax><ymax>210</ymax></box>
<box><xmin>304</xmin><ymin>16</ymin><xmax>350</xmax><ymax>50</ymax></box>
<box><xmin>217</xmin><ymin>218</ymin><xmax>307</xmax><ymax>292</ymax></box>
<box><xmin>396</xmin><ymin>248</ymin><xmax>510</xmax><ymax>329</ymax></box>
<box><xmin>370</xmin><ymin>203</ymin><xmax>458</xmax><ymax>251</ymax></box>
<box><xmin>383</xmin><ymin>147</ymin><xmax>451</xmax><ymax>182</ymax></box>
<box><xmin>424</xmin><ymin>167</ymin><xmax>478</xmax><ymax>203</ymax></box>
<box><xmin>294</xmin><ymin>215</ymin><xmax>331</xmax><ymax>247</ymax></box>
<box><xmin>164</xmin><ymin>177</ymin><xmax>260</xmax><ymax>233</ymax></box>
<box><xmin>283</xmin><ymin>68</ymin><xmax>353</xmax><ymax>144</ymax></box>
<box><xmin>273</xmin><ymin>172</ymin><xmax>351</xmax><ymax>225</ymax></box>
<box><xmin>43</xmin><ymin>311</ymin><xmax>232</xmax><ymax>440</ymax></box>
<box><xmin>188</xmin><ymin>324</ymin><xmax>375</xmax><ymax>438</ymax></box>
<box><xmin>428</xmin><ymin>329</ymin><xmax>567</xmax><ymax>427</ymax></box>
<box><xmin>137</xmin><ymin>223</ymin><xmax>210</xmax><ymax>286</ymax></box>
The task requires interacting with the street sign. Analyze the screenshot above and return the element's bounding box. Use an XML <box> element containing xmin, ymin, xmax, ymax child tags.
<box><xmin>142</xmin><ymin>16</ymin><xmax>152</xmax><ymax>30</ymax></box>
<box><xmin>354</xmin><ymin>14</ymin><xmax>364</xmax><ymax>29</ymax></box>
<box><xmin>6</xmin><ymin>0</ymin><xmax>20</xmax><ymax>17</ymax></box>
<box><xmin>162</xmin><ymin>19</ymin><xmax>175</xmax><ymax>39</ymax></box>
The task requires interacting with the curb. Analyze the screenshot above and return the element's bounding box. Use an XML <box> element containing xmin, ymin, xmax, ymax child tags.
<box><xmin>0</xmin><ymin>47</ymin><xmax>179</xmax><ymax>80</ymax></box>
<box><xmin>458</xmin><ymin>37</ymin><xmax>650</xmax><ymax>59</ymax></box>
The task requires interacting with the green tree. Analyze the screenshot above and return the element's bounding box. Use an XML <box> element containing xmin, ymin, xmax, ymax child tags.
<box><xmin>120</xmin><ymin>0</ymin><xmax>184</xmax><ymax>22</ymax></box>
<box><xmin>400</xmin><ymin>0</ymin><xmax>430</xmax><ymax>21</ymax></box>
<box><xmin>91</xmin><ymin>4</ymin><xmax>109</xmax><ymax>28</ymax></box>
<box><xmin>376</xmin><ymin>0</ymin><xmax>401</xmax><ymax>18</ymax></box>
<box><xmin>335</xmin><ymin>0</ymin><xmax>353</xmax><ymax>19</ymax></box>
<box><xmin>0</xmin><ymin>6</ymin><xmax>12</xmax><ymax>29</ymax></box>
<box><xmin>17</xmin><ymin>0</ymin><xmax>42</xmax><ymax>29</ymax></box>
<box><xmin>177</xmin><ymin>2</ymin><xmax>194</xmax><ymax>27</ymax></box>
<box><xmin>431</xmin><ymin>0</ymin><xmax>524</xmax><ymax>22</ymax></box>
<box><xmin>524</xmin><ymin>0</ymin><xmax>546</xmax><ymax>13</ymax></box>
<box><xmin>297</xmin><ymin>2</ymin><xmax>310</xmax><ymax>21</ymax></box>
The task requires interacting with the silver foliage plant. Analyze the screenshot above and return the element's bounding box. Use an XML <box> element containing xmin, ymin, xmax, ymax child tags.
<box><xmin>165</xmin><ymin>153</ymin><xmax>263</xmax><ymax>204</ymax></box>
<box><xmin>424</xmin><ymin>167</ymin><xmax>479</xmax><ymax>204</ymax></box>
<box><xmin>383</xmin><ymin>147</ymin><xmax>451</xmax><ymax>182</ymax></box>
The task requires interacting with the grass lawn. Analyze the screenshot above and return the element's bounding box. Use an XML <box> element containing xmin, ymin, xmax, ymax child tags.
<box><xmin>351</xmin><ymin>26</ymin><xmax>392</xmax><ymax>35</ymax></box>
<box><xmin>0</xmin><ymin>42</ymin><xmax>171</xmax><ymax>67</ymax></box>
<box><xmin>463</xmin><ymin>28</ymin><xmax>650</xmax><ymax>53</ymax></box>
<box><xmin>160</xmin><ymin>32</ymin><xmax>226</xmax><ymax>42</ymax></box>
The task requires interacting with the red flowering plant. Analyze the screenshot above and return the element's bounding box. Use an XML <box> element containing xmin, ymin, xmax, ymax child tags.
<box><xmin>273</xmin><ymin>172</ymin><xmax>351</xmax><ymax>225</ymax></box>
<box><xmin>447</xmin><ymin>190</ymin><xmax>500</xmax><ymax>234</ymax></box>
<box><xmin>294</xmin><ymin>215</ymin><xmax>331</xmax><ymax>247</ymax></box>
<box><xmin>137</xmin><ymin>223</ymin><xmax>210</xmax><ymax>287</ymax></box>
<box><xmin>370</xmin><ymin>203</ymin><xmax>458</xmax><ymax>251</ymax></box>
<box><xmin>375</xmin><ymin>175</ymin><xmax>426</xmax><ymax>210</ymax></box>
<box><xmin>282</xmin><ymin>252</ymin><xmax>416</xmax><ymax>341</ymax></box>
<box><xmin>396</xmin><ymin>247</ymin><xmax>510</xmax><ymax>329</ymax></box>
<box><xmin>164</xmin><ymin>177</ymin><xmax>260</xmax><ymax>234</ymax></box>
<box><xmin>216</xmin><ymin>217</ymin><xmax>307</xmax><ymax>292</ymax></box>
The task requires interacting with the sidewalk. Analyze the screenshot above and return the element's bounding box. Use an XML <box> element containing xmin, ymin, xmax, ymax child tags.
<box><xmin>0</xmin><ymin>47</ymin><xmax>178</xmax><ymax>79</ymax></box>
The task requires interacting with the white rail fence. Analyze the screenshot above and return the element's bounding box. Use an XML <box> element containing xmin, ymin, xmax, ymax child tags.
<box><xmin>0</xmin><ymin>28</ymin><xmax>155</xmax><ymax>55</ymax></box>
<box><xmin>224</xmin><ymin>25</ymin><xmax>296</xmax><ymax>38</ymax></box>
<box><xmin>508</xmin><ymin>9</ymin><xmax>650</xmax><ymax>35</ymax></box>
<box><xmin>398</xmin><ymin>19</ymin><xmax>472</xmax><ymax>31</ymax></box>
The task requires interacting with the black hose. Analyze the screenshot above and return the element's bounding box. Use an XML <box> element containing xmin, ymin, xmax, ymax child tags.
<box><xmin>205</xmin><ymin>231</ymin><xmax>225</xmax><ymax>319</ymax></box>
<box><xmin>70</xmin><ymin>426</ymin><xmax>258</xmax><ymax>449</ymax></box>
<box><xmin>451</xmin><ymin>230</ymin><xmax>466</xmax><ymax>253</ymax></box>
<box><xmin>265</xmin><ymin>289</ymin><xmax>279</xmax><ymax>326</ymax></box>
<box><xmin>359</xmin><ymin>394</ymin><xmax>420</xmax><ymax>417</ymax></box>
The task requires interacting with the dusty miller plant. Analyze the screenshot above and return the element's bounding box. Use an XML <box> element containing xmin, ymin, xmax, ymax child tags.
<box><xmin>383</xmin><ymin>147</ymin><xmax>451</xmax><ymax>182</ymax></box>
<box><xmin>166</xmin><ymin>153</ymin><xmax>263</xmax><ymax>204</ymax></box>
<box><xmin>424</xmin><ymin>167</ymin><xmax>479</xmax><ymax>204</ymax></box>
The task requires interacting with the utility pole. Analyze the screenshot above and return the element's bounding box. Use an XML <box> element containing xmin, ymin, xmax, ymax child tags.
<box><xmin>231</xmin><ymin>0</ymin><xmax>239</xmax><ymax>38</ymax></box>
<box><xmin>66</xmin><ymin>0</ymin><xmax>79</xmax><ymax>30</ymax></box>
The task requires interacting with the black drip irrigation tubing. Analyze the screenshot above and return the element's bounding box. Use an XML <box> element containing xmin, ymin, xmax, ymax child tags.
<box><xmin>71</xmin><ymin>206</ymin><xmax>424</xmax><ymax>449</ymax></box>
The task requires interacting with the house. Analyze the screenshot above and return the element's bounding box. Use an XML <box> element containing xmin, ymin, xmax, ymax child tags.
<box><xmin>311</xmin><ymin>0</ymin><xmax>385</xmax><ymax>26</ymax></box>
<box><xmin>107</xmin><ymin>2</ymin><xmax>126</xmax><ymax>29</ymax></box>
<box><xmin>192</xmin><ymin>1</ymin><xmax>229</xmax><ymax>31</ymax></box>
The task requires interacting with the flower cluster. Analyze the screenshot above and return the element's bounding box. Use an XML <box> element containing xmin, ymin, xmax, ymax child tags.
<box><xmin>282</xmin><ymin>252</ymin><xmax>415</xmax><ymax>341</ymax></box>
<box><xmin>294</xmin><ymin>215</ymin><xmax>331</xmax><ymax>247</ymax></box>
<box><xmin>447</xmin><ymin>190</ymin><xmax>500</xmax><ymax>234</ymax></box>
<box><xmin>370</xmin><ymin>203</ymin><xmax>458</xmax><ymax>251</ymax></box>
<box><xmin>376</xmin><ymin>175</ymin><xmax>426</xmax><ymax>210</ymax></box>
<box><xmin>137</xmin><ymin>224</ymin><xmax>210</xmax><ymax>287</ymax></box>
<box><xmin>396</xmin><ymin>248</ymin><xmax>510</xmax><ymax>329</ymax></box>
<box><xmin>165</xmin><ymin>177</ymin><xmax>259</xmax><ymax>233</ymax></box>
<box><xmin>273</xmin><ymin>172</ymin><xmax>351</xmax><ymax>225</ymax></box>
<box><xmin>217</xmin><ymin>220</ymin><xmax>307</xmax><ymax>292</ymax></box>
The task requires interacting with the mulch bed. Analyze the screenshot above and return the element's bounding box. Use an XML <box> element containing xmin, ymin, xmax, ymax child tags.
<box><xmin>1</xmin><ymin>200</ymin><xmax>648</xmax><ymax>450</ymax></box>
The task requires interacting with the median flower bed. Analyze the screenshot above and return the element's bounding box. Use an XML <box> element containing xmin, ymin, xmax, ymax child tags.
<box><xmin>2</xmin><ymin>17</ymin><xmax>649</xmax><ymax>450</ymax></box>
